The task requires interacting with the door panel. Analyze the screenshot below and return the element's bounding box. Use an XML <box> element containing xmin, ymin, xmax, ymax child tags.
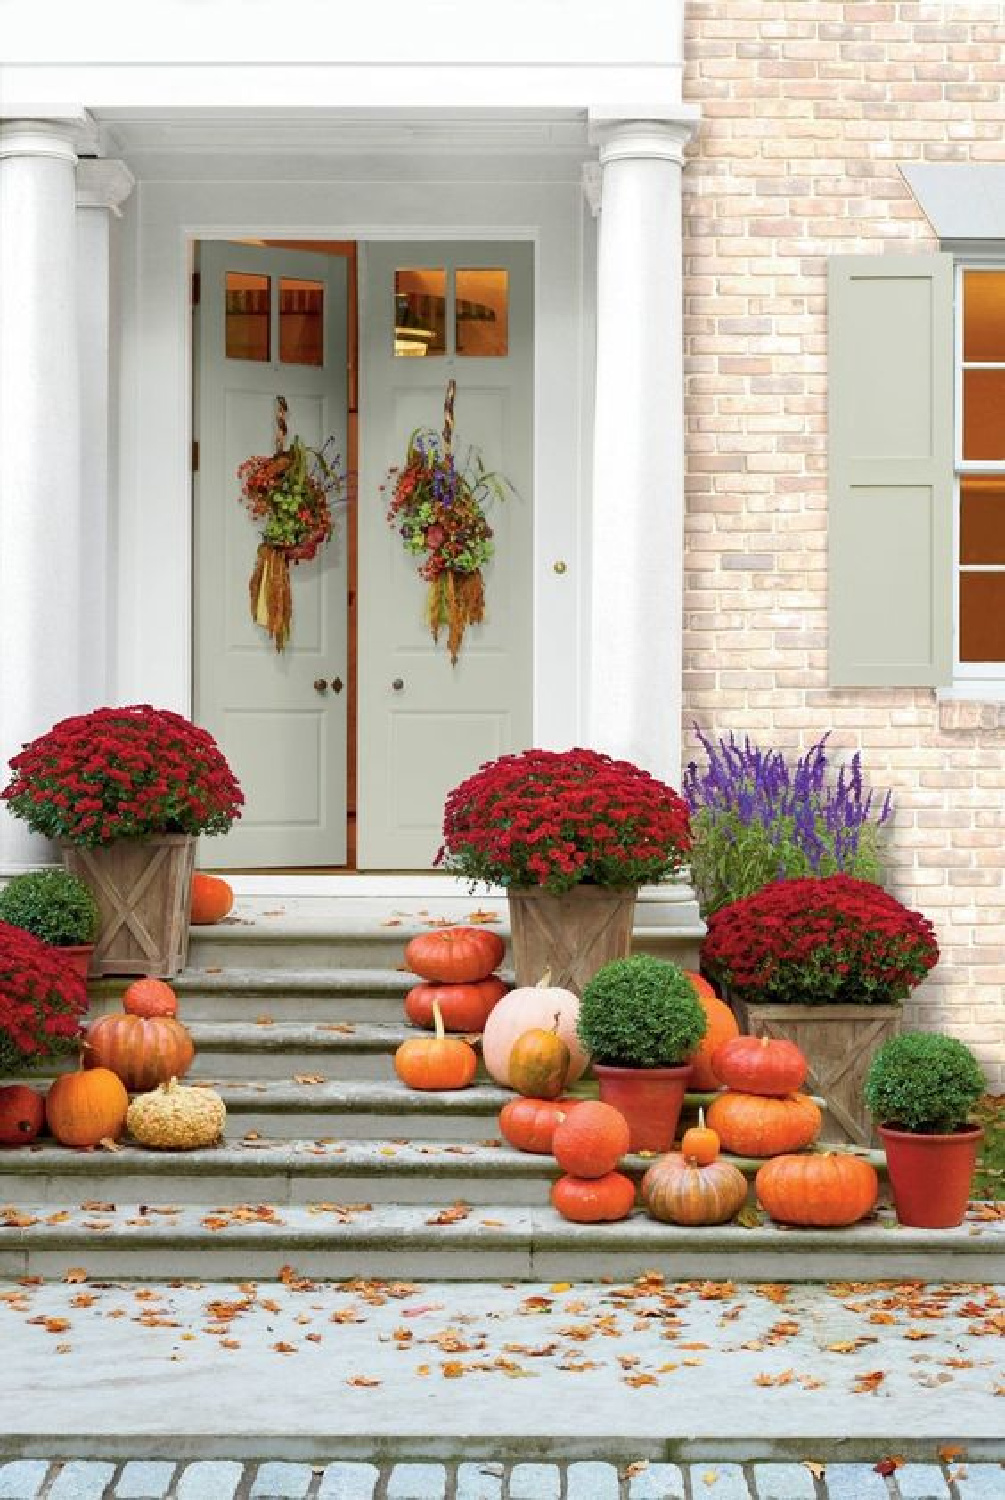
<box><xmin>358</xmin><ymin>242</ymin><xmax>534</xmax><ymax>868</ymax></box>
<box><xmin>195</xmin><ymin>243</ymin><xmax>349</xmax><ymax>867</ymax></box>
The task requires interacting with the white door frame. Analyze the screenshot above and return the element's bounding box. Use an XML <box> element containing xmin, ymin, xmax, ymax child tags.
<box><xmin>116</xmin><ymin>175</ymin><xmax>594</xmax><ymax>811</ymax></box>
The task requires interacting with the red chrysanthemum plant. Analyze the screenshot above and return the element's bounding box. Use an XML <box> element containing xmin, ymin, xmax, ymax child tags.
<box><xmin>436</xmin><ymin>747</ymin><xmax>692</xmax><ymax>893</ymax></box>
<box><xmin>701</xmin><ymin>874</ymin><xmax>939</xmax><ymax>1008</ymax></box>
<box><xmin>2</xmin><ymin>705</ymin><xmax>244</xmax><ymax>848</ymax></box>
<box><xmin>0</xmin><ymin>922</ymin><xmax>87</xmax><ymax>1074</ymax></box>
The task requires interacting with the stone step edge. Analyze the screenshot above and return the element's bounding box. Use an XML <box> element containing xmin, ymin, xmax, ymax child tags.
<box><xmin>93</xmin><ymin>968</ymin><xmax>418</xmax><ymax>996</ymax></box>
<box><xmin>188</xmin><ymin>921</ymin><xmax>707</xmax><ymax>944</ymax></box>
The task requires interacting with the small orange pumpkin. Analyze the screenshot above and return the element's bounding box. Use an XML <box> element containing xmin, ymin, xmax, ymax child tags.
<box><xmin>508</xmin><ymin>1016</ymin><xmax>571</xmax><ymax>1099</ymax></box>
<box><xmin>404</xmin><ymin>976</ymin><xmax>508</xmax><ymax>1033</ymax></box>
<box><xmin>46</xmin><ymin>1066</ymin><xmax>129</xmax><ymax>1148</ymax></box>
<box><xmin>680</xmin><ymin>1107</ymin><xmax>720</xmax><ymax>1166</ymax></box>
<box><xmin>84</xmin><ymin>1014</ymin><xmax>195</xmax><ymax>1093</ymax></box>
<box><xmin>552</xmin><ymin>1100</ymin><xmax>630</xmax><ymax>1178</ymax></box>
<box><xmin>0</xmin><ymin>1084</ymin><xmax>45</xmax><ymax>1147</ymax></box>
<box><xmin>551</xmin><ymin>1170</ymin><xmax>636</xmax><ymax>1223</ymax></box>
<box><xmin>393</xmin><ymin>1001</ymin><xmax>477</xmax><ymax>1091</ymax></box>
<box><xmin>498</xmin><ymin>1096</ymin><xmax>581</xmax><ymax>1155</ymax></box>
<box><xmin>756</xmin><ymin>1152</ymin><xmax>880</xmax><ymax>1227</ymax></box>
<box><xmin>123</xmin><ymin>978</ymin><xmax>178</xmax><ymax>1019</ymax></box>
<box><xmin>190</xmin><ymin>872</ymin><xmax>234</xmax><ymax>925</ymax></box>
<box><xmin>707</xmin><ymin>1090</ymin><xmax>822</xmax><ymax>1159</ymax></box>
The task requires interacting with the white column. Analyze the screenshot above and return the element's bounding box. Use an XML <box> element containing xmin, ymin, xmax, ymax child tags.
<box><xmin>587</xmin><ymin>112</ymin><xmax>697</xmax><ymax>789</ymax></box>
<box><xmin>76</xmin><ymin>160</ymin><xmax>135</xmax><ymax>711</ymax></box>
<box><xmin>0</xmin><ymin>118</ymin><xmax>83</xmax><ymax>870</ymax></box>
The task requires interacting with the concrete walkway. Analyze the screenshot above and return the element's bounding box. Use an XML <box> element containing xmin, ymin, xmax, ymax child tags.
<box><xmin>2</xmin><ymin>1276</ymin><xmax>1002</xmax><ymax>1464</ymax></box>
<box><xmin>2</xmin><ymin>1456</ymin><xmax>1003</xmax><ymax>1499</ymax></box>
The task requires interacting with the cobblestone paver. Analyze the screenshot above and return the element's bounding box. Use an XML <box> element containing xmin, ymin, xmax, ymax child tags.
<box><xmin>0</xmin><ymin>1458</ymin><xmax>999</xmax><ymax>1497</ymax></box>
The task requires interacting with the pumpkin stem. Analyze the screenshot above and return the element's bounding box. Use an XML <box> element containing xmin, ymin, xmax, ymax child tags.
<box><xmin>551</xmin><ymin>1011</ymin><xmax>561</xmax><ymax>1034</ymax></box>
<box><xmin>697</xmin><ymin>1107</ymin><xmax>705</xmax><ymax>1129</ymax></box>
<box><xmin>432</xmin><ymin>999</ymin><xmax>445</xmax><ymax>1042</ymax></box>
<box><xmin>537</xmin><ymin>969</ymin><xmax>552</xmax><ymax>988</ymax></box>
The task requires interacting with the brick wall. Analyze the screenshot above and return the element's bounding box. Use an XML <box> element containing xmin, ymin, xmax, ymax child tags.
<box><xmin>681</xmin><ymin>1</ymin><xmax>1005</xmax><ymax>1088</ymax></box>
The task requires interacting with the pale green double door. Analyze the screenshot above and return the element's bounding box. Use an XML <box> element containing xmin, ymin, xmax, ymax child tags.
<box><xmin>194</xmin><ymin>240</ymin><xmax>533</xmax><ymax>870</ymax></box>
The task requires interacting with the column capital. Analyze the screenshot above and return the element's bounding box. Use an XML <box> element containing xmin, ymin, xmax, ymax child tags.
<box><xmin>76</xmin><ymin>159</ymin><xmax>136</xmax><ymax>216</ymax></box>
<box><xmin>587</xmin><ymin>108</ymin><xmax>700</xmax><ymax>167</ymax></box>
<box><xmin>0</xmin><ymin>110</ymin><xmax>98</xmax><ymax>164</ymax></box>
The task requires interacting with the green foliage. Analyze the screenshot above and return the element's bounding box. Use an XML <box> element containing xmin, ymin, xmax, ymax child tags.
<box><xmin>577</xmin><ymin>955</ymin><xmax>707</xmax><ymax>1069</ymax></box>
<box><xmin>0</xmin><ymin>869</ymin><xmax>99</xmax><ymax>946</ymax></box>
<box><xmin>865</xmin><ymin>1031</ymin><xmax>986</xmax><ymax>1135</ymax></box>
<box><xmin>690</xmin><ymin>809</ymin><xmax>883</xmax><ymax>917</ymax></box>
<box><xmin>974</xmin><ymin>1095</ymin><xmax>1004</xmax><ymax>1202</ymax></box>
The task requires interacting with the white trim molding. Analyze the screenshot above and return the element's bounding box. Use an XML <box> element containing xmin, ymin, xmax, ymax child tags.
<box><xmin>75</xmin><ymin>158</ymin><xmax>135</xmax><ymax>215</ymax></box>
<box><xmin>901</xmin><ymin>164</ymin><xmax>1005</xmax><ymax>241</ymax></box>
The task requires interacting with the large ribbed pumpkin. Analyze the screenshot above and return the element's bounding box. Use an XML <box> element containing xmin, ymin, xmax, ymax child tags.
<box><xmin>498</xmin><ymin>1096</ymin><xmax>581</xmax><ymax>1155</ymax></box>
<box><xmin>123</xmin><ymin>978</ymin><xmax>178</xmax><ymax>1019</ymax></box>
<box><xmin>712</xmin><ymin>1035</ymin><xmax>808</xmax><ymax>1096</ymax></box>
<box><xmin>707</xmin><ymin>1090</ymin><xmax>821</xmax><ymax>1159</ymax></box>
<box><xmin>404</xmin><ymin>927</ymin><xmax>505</xmax><ymax>983</ymax></box>
<box><xmin>84</xmin><ymin>1014</ymin><xmax>195</xmax><ymax>1093</ymax></box>
<box><xmin>641</xmin><ymin>1152</ymin><xmax>748</xmax><ymax>1226</ymax></box>
<box><xmin>482</xmin><ymin>972</ymin><xmax>587</xmax><ymax>1087</ymax></box>
<box><xmin>756</xmin><ymin>1152</ymin><xmax>880</xmax><ymax>1227</ymax></box>
<box><xmin>46</xmin><ymin>1066</ymin><xmax>129</xmax><ymax>1148</ymax></box>
<box><xmin>404</xmin><ymin>977</ymin><xmax>508</xmax><ymax>1032</ymax></box>
<box><xmin>688</xmin><ymin>991</ymin><xmax>741</xmax><ymax>1092</ymax></box>
<box><xmin>190</xmin><ymin>872</ymin><xmax>234</xmax><ymax>925</ymax></box>
<box><xmin>552</xmin><ymin>1101</ymin><xmax>630</xmax><ymax>1178</ymax></box>
<box><xmin>551</xmin><ymin>1170</ymin><xmax>636</xmax><ymax>1223</ymax></box>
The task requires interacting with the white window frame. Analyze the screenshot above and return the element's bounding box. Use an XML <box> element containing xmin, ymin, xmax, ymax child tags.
<box><xmin>952</xmin><ymin>257</ymin><xmax>1005</xmax><ymax>693</ymax></box>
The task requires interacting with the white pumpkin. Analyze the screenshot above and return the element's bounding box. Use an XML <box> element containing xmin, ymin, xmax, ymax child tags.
<box><xmin>126</xmin><ymin>1077</ymin><xmax>226</xmax><ymax>1150</ymax></box>
<box><xmin>482</xmin><ymin>971</ymin><xmax>588</xmax><ymax>1086</ymax></box>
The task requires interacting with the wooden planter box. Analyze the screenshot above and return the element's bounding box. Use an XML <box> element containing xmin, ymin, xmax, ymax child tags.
<box><xmin>728</xmin><ymin>996</ymin><xmax>902</xmax><ymax>1147</ymax></box>
<box><xmin>62</xmin><ymin>835</ymin><xmax>196</xmax><ymax>979</ymax></box>
<box><xmin>507</xmin><ymin>886</ymin><xmax>636</xmax><ymax>994</ymax></box>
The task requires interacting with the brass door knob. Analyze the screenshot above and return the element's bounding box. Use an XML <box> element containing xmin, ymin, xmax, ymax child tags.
<box><xmin>392</xmin><ymin>678</ymin><xmax>404</xmax><ymax>691</ymax></box>
<box><xmin>331</xmin><ymin>677</ymin><xmax>344</xmax><ymax>694</ymax></box>
<box><xmin>313</xmin><ymin>678</ymin><xmax>328</xmax><ymax>694</ymax></box>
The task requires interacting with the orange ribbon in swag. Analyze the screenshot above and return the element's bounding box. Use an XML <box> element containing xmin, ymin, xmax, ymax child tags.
<box><xmin>237</xmin><ymin>396</ymin><xmax>345</xmax><ymax>651</ymax></box>
<box><xmin>383</xmin><ymin>380</ymin><xmax>514</xmax><ymax>664</ymax></box>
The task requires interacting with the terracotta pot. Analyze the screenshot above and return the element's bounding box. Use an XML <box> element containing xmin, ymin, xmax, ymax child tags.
<box><xmin>58</xmin><ymin>945</ymin><xmax>94</xmax><ymax>981</ymax></box>
<box><xmin>507</xmin><ymin>885</ymin><xmax>636</xmax><ymax>995</ymax></box>
<box><xmin>593</xmin><ymin>1062</ymin><xmax>693</xmax><ymax>1154</ymax></box>
<box><xmin>879</xmin><ymin>1123</ymin><xmax>984</xmax><ymax>1229</ymax></box>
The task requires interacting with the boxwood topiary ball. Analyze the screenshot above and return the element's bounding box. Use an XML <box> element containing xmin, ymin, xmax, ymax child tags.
<box><xmin>577</xmin><ymin>954</ymin><xmax>707</xmax><ymax>1069</ymax></box>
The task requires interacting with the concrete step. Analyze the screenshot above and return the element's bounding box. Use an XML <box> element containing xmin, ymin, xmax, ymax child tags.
<box><xmin>89</xmin><ymin>968</ymin><xmax>416</xmax><ymax>1024</ymax></box>
<box><xmin>195</xmin><ymin>1077</ymin><xmax>511</xmax><ymax>1141</ymax></box>
<box><xmin>0</xmin><ymin>1197</ymin><xmax>998</xmax><ymax>1283</ymax></box>
<box><xmin>184</xmin><ymin>1022</ymin><xmax>418</xmax><ymax>1082</ymax></box>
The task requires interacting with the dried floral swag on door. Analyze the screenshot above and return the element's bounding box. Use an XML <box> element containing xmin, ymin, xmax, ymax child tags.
<box><xmin>237</xmin><ymin>396</ymin><xmax>346</xmax><ymax>651</ymax></box>
<box><xmin>384</xmin><ymin>380</ymin><xmax>513</xmax><ymax>663</ymax></box>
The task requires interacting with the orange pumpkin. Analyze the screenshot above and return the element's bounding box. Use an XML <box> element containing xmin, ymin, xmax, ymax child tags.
<box><xmin>756</xmin><ymin>1152</ymin><xmax>880</xmax><ymax>1227</ymax></box>
<box><xmin>123</xmin><ymin>978</ymin><xmax>178</xmax><ymax>1019</ymax></box>
<box><xmin>551</xmin><ymin>1170</ymin><xmax>636</xmax><ymax>1223</ymax></box>
<box><xmin>552</xmin><ymin>1100</ymin><xmax>630</xmax><ymax>1178</ymax></box>
<box><xmin>707</xmin><ymin>1090</ymin><xmax>821</xmax><ymax>1159</ymax></box>
<box><xmin>482</xmin><ymin>971</ymin><xmax>588</xmax><ymax>1087</ymax></box>
<box><xmin>641</xmin><ymin>1152</ymin><xmax>748</xmax><ymax>1226</ymax></box>
<box><xmin>393</xmin><ymin>1001</ymin><xmax>477</xmax><ymax>1091</ymax></box>
<box><xmin>712</xmin><ymin>1035</ymin><xmax>808</xmax><ymax>1096</ymax></box>
<box><xmin>498</xmin><ymin>1096</ymin><xmax>581</xmax><ymax>1155</ymax></box>
<box><xmin>404</xmin><ymin>976</ymin><xmax>508</xmax><ymax>1032</ymax></box>
<box><xmin>404</xmin><ymin>927</ymin><xmax>505</xmax><ymax>983</ymax></box>
<box><xmin>84</xmin><ymin>1014</ymin><xmax>195</xmax><ymax>1093</ymax></box>
<box><xmin>688</xmin><ymin>992</ymin><xmax>740</xmax><ymax>1092</ymax></box>
<box><xmin>190</xmin><ymin>872</ymin><xmax>234</xmax><ymax>925</ymax></box>
<box><xmin>0</xmin><ymin>1084</ymin><xmax>45</xmax><ymax>1147</ymax></box>
<box><xmin>682</xmin><ymin>970</ymin><xmax>717</xmax><ymax>999</ymax></box>
<box><xmin>680</xmin><ymin>1107</ymin><xmax>720</xmax><ymax>1166</ymax></box>
<box><xmin>508</xmin><ymin>1017</ymin><xmax>571</xmax><ymax>1099</ymax></box>
<box><xmin>46</xmin><ymin>1066</ymin><xmax>129</xmax><ymax>1148</ymax></box>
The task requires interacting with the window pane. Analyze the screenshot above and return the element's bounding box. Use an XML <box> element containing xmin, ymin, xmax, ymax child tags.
<box><xmin>961</xmin><ymin>477</ymin><xmax>1005</xmax><ymax>564</ymax></box>
<box><xmin>394</xmin><ymin>269</ymin><xmax>445</xmax><ymax>357</ymax></box>
<box><xmin>225</xmin><ymin>272</ymin><xmax>270</xmax><ymax>361</ymax></box>
<box><xmin>963</xmin><ymin>269</ymin><xmax>1005</xmax><ymax>363</ymax></box>
<box><xmin>963</xmin><ymin>368</ymin><xmax>1005</xmax><ymax>461</ymax></box>
<box><xmin>960</xmin><ymin>573</ymin><xmax>1005</xmax><ymax>661</ymax></box>
<box><xmin>280</xmin><ymin>278</ymin><xmax>323</xmax><ymax>366</ymax></box>
<box><xmin>456</xmin><ymin>268</ymin><xmax>509</xmax><ymax>356</ymax></box>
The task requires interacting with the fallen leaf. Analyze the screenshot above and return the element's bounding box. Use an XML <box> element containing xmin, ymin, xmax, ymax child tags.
<box><xmin>98</xmin><ymin>1137</ymin><xmax>123</xmax><ymax>1152</ymax></box>
<box><xmin>347</xmin><ymin>1375</ymin><xmax>381</xmax><ymax>1387</ymax></box>
<box><xmin>54</xmin><ymin>1343</ymin><xmax>72</xmax><ymax>1354</ymax></box>
<box><xmin>293</xmin><ymin>1073</ymin><xmax>325</xmax><ymax>1086</ymax></box>
<box><xmin>624</xmin><ymin>1372</ymin><xmax>658</xmax><ymax>1388</ymax></box>
<box><xmin>467</xmin><ymin>909</ymin><xmax>501</xmax><ymax>923</ymax></box>
<box><xmin>802</xmin><ymin>1461</ymin><xmax>826</xmax><ymax>1480</ymax></box>
<box><xmin>874</xmin><ymin>1457</ymin><xmax>906</xmax><ymax>1476</ymax></box>
<box><xmin>938</xmin><ymin>1445</ymin><xmax>965</xmax><ymax>1463</ymax></box>
<box><xmin>63</xmin><ymin>1268</ymin><xmax>88</xmax><ymax>1284</ymax></box>
<box><xmin>853</xmin><ymin>1370</ymin><xmax>886</xmax><ymax>1394</ymax></box>
<box><xmin>272</xmin><ymin>1342</ymin><xmax>297</xmax><ymax>1355</ymax></box>
<box><xmin>426</xmin><ymin>1202</ymin><xmax>471</xmax><ymax>1226</ymax></box>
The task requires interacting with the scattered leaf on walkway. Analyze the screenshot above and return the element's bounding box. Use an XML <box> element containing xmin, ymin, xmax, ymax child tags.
<box><xmin>874</xmin><ymin>1457</ymin><xmax>905</xmax><ymax>1475</ymax></box>
<box><xmin>802</xmin><ymin>1461</ymin><xmax>826</xmax><ymax>1480</ymax></box>
<box><xmin>426</xmin><ymin>1201</ymin><xmax>470</xmax><ymax>1226</ymax></box>
<box><xmin>63</xmin><ymin>1268</ymin><xmax>88</xmax><ymax>1284</ymax></box>
<box><xmin>347</xmin><ymin>1375</ymin><xmax>381</xmax><ymax>1387</ymax></box>
<box><xmin>272</xmin><ymin>1342</ymin><xmax>297</xmax><ymax>1354</ymax></box>
<box><xmin>467</xmin><ymin>910</ymin><xmax>501</xmax><ymax>923</ymax></box>
<box><xmin>938</xmin><ymin>1445</ymin><xmax>965</xmax><ymax>1462</ymax></box>
<box><xmin>853</xmin><ymin>1370</ymin><xmax>886</xmax><ymax>1394</ymax></box>
<box><xmin>98</xmin><ymin>1137</ymin><xmax>123</xmax><ymax>1152</ymax></box>
<box><xmin>294</xmin><ymin>1073</ymin><xmax>325</xmax><ymax>1085</ymax></box>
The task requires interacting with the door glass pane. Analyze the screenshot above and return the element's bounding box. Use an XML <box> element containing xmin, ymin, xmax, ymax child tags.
<box><xmin>963</xmin><ymin>368</ymin><xmax>1005</xmax><ymax>461</ymax></box>
<box><xmin>225</xmin><ymin>272</ymin><xmax>270</xmax><ymax>361</ymax></box>
<box><xmin>456</xmin><ymin>268</ymin><xmax>509</xmax><ymax>356</ymax></box>
<box><xmin>960</xmin><ymin>572</ymin><xmax>1005</xmax><ymax>661</ymax></box>
<box><xmin>963</xmin><ymin>269</ymin><xmax>1005</xmax><ymax>362</ymax></box>
<box><xmin>394</xmin><ymin>269</ymin><xmax>445</xmax><ymax>357</ymax></box>
<box><xmin>280</xmin><ymin>278</ymin><xmax>324</xmax><ymax>366</ymax></box>
<box><xmin>960</xmin><ymin>476</ymin><xmax>1005</xmax><ymax>564</ymax></box>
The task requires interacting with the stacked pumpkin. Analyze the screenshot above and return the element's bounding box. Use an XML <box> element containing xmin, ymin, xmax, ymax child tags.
<box><xmin>402</xmin><ymin>926</ymin><xmax>509</xmax><ymax>1032</ymax></box>
<box><xmin>641</xmin><ymin>1111</ymin><xmax>748</xmax><ymax>1226</ymax></box>
<box><xmin>42</xmin><ymin>977</ymin><xmax>226</xmax><ymax>1152</ymax></box>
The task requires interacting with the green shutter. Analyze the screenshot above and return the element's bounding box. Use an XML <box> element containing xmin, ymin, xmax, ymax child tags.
<box><xmin>828</xmin><ymin>253</ymin><xmax>954</xmax><ymax>686</ymax></box>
